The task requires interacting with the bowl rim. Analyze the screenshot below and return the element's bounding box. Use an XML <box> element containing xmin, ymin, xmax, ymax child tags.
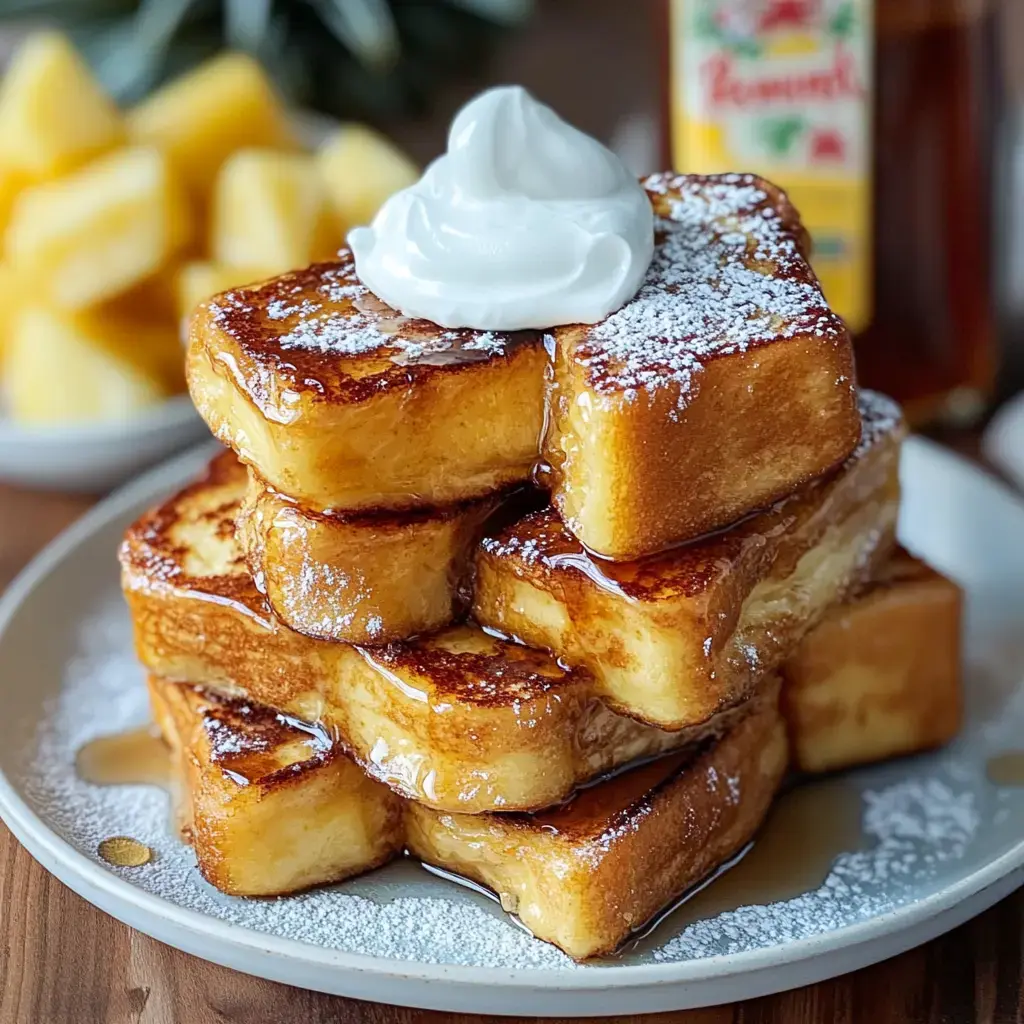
<box><xmin>0</xmin><ymin>392</ymin><xmax>200</xmax><ymax>445</ymax></box>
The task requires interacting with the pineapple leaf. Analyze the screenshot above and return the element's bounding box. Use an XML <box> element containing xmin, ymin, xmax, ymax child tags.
<box><xmin>0</xmin><ymin>0</ymin><xmax>134</xmax><ymax>16</ymax></box>
<box><xmin>0</xmin><ymin>0</ymin><xmax>530</xmax><ymax>120</ymax></box>
<box><xmin>308</xmin><ymin>0</ymin><xmax>399</xmax><ymax>69</ymax></box>
<box><xmin>94</xmin><ymin>0</ymin><xmax>197</xmax><ymax>98</ymax></box>
<box><xmin>224</xmin><ymin>0</ymin><xmax>272</xmax><ymax>51</ymax></box>
<box><xmin>443</xmin><ymin>0</ymin><xmax>533</xmax><ymax>25</ymax></box>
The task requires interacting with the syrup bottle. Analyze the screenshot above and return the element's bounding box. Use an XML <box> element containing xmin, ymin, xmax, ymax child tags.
<box><xmin>664</xmin><ymin>0</ymin><xmax>1000</xmax><ymax>425</ymax></box>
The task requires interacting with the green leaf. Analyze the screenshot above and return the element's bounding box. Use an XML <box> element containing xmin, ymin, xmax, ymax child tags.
<box><xmin>732</xmin><ymin>37</ymin><xmax>762</xmax><ymax>58</ymax></box>
<box><xmin>443</xmin><ymin>0</ymin><xmax>533</xmax><ymax>25</ymax></box>
<box><xmin>224</xmin><ymin>0</ymin><xmax>272</xmax><ymax>51</ymax></box>
<box><xmin>693</xmin><ymin>5</ymin><xmax>720</xmax><ymax>40</ymax></box>
<box><xmin>94</xmin><ymin>0</ymin><xmax>197</xmax><ymax>100</ymax></box>
<box><xmin>0</xmin><ymin>0</ymin><xmax>134</xmax><ymax>18</ymax></box>
<box><xmin>310</xmin><ymin>0</ymin><xmax>399</xmax><ymax>70</ymax></box>
<box><xmin>0</xmin><ymin>0</ymin><xmax>532</xmax><ymax>121</ymax></box>
<box><xmin>759</xmin><ymin>115</ymin><xmax>806</xmax><ymax>156</ymax></box>
<box><xmin>829</xmin><ymin>1</ymin><xmax>856</xmax><ymax>39</ymax></box>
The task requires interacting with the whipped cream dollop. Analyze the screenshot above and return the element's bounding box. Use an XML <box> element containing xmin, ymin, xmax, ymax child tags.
<box><xmin>348</xmin><ymin>86</ymin><xmax>654</xmax><ymax>331</ymax></box>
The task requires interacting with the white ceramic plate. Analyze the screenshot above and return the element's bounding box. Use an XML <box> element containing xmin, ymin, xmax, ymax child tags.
<box><xmin>0</xmin><ymin>437</ymin><xmax>1022</xmax><ymax>1016</ymax></box>
<box><xmin>0</xmin><ymin>394</ymin><xmax>206</xmax><ymax>492</ymax></box>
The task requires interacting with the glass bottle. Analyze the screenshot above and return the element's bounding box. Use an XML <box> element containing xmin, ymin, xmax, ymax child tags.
<box><xmin>664</xmin><ymin>0</ymin><xmax>999</xmax><ymax>425</ymax></box>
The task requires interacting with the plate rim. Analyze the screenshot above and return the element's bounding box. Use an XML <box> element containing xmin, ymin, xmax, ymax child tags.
<box><xmin>0</xmin><ymin>436</ymin><xmax>1022</xmax><ymax>1012</ymax></box>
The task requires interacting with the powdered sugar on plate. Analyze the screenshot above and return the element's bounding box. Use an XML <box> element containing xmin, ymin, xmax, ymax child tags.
<box><xmin>18</xmin><ymin>592</ymin><xmax>1016</xmax><ymax>972</ymax></box>
<box><xmin>25</xmin><ymin>599</ymin><xmax>574</xmax><ymax>970</ymax></box>
<box><xmin>654</xmin><ymin>776</ymin><xmax>979</xmax><ymax>962</ymax></box>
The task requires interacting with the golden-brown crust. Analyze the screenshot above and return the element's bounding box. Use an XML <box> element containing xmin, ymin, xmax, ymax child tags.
<box><xmin>154</xmin><ymin>672</ymin><xmax>786</xmax><ymax>958</ymax></box>
<box><xmin>195</xmin><ymin>255</ymin><xmax>542</xmax><ymax>409</ymax></box>
<box><xmin>150</xmin><ymin>675</ymin><xmax>405</xmax><ymax>897</ymax></box>
<box><xmin>407</xmin><ymin>686</ymin><xmax>788</xmax><ymax>959</ymax></box>
<box><xmin>487</xmin><ymin>393</ymin><xmax>903</xmax><ymax>603</ymax></box>
<box><xmin>122</xmin><ymin>453</ymin><xmax>727</xmax><ymax>813</ymax></box>
<box><xmin>361</xmin><ymin>634</ymin><xmax>568</xmax><ymax>705</ymax></box>
<box><xmin>474</xmin><ymin>392</ymin><xmax>905</xmax><ymax>728</ymax></box>
<box><xmin>569</xmin><ymin>173</ymin><xmax>836</xmax><ymax>396</ymax></box>
<box><xmin>186</xmin><ymin>253</ymin><xmax>549</xmax><ymax>511</ymax></box>
<box><xmin>237</xmin><ymin>468</ymin><xmax>523</xmax><ymax>643</ymax></box>
<box><xmin>542</xmin><ymin>173</ymin><xmax>860</xmax><ymax>560</ymax></box>
<box><xmin>781</xmin><ymin>549</ymin><xmax>963</xmax><ymax>773</ymax></box>
<box><xmin>120</xmin><ymin>449</ymin><xmax>268</xmax><ymax>620</ymax></box>
<box><xmin>187</xmin><ymin>173</ymin><xmax>854</xmax><ymax>529</ymax></box>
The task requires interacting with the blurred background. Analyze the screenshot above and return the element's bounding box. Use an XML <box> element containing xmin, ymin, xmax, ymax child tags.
<box><xmin>0</xmin><ymin>0</ymin><xmax>1021</xmax><ymax>490</ymax></box>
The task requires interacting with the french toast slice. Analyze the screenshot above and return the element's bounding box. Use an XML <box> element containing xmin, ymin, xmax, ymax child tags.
<box><xmin>148</xmin><ymin>676</ymin><xmax>404</xmax><ymax>896</ymax></box>
<box><xmin>150</xmin><ymin>674</ymin><xmax>787</xmax><ymax>960</ymax></box>
<box><xmin>236</xmin><ymin>468</ymin><xmax>518</xmax><ymax>643</ymax></box>
<box><xmin>120</xmin><ymin>453</ymin><xmax>726</xmax><ymax>814</ymax></box>
<box><xmin>189</xmin><ymin>173</ymin><xmax>854</xmax><ymax>528</ymax></box>
<box><xmin>186</xmin><ymin>255</ymin><xmax>548</xmax><ymax>511</ymax></box>
<box><xmin>543</xmin><ymin>172</ymin><xmax>860</xmax><ymax>559</ymax></box>
<box><xmin>474</xmin><ymin>391</ymin><xmax>904</xmax><ymax>730</ymax></box>
<box><xmin>404</xmin><ymin>688</ymin><xmax>786</xmax><ymax>960</ymax></box>
<box><xmin>782</xmin><ymin>550</ymin><xmax>963</xmax><ymax>773</ymax></box>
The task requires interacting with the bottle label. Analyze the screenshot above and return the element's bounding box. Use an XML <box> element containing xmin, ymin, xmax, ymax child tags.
<box><xmin>670</xmin><ymin>0</ymin><xmax>873</xmax><ymax>331</ymax></box>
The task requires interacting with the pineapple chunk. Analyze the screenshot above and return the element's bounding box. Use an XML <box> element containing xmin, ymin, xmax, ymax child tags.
<box><xmin>211</xmin><ymin>150</ymin><xmax>337</xmax><ymax>275</ymax></box>
<box><xmin>317</xmin><ymin>124</ymin><xmax>418</xmax><ymax>232</ymax></box>
<box><xmin>0</xmin><ymin>33</ymin><xmax>123</xmax><ymax>179</ymax></box>
<box><xmin>0</xmin><ymin>164</ymin><xmax>29</xmax><ymax>237</ymax></box>
<box><xmin>0</xmin><ymin>263</ymin><xmax>23</xmax><ymax>362</ymax></box>
<box><xmin>127</xmin><ymin>52</ymin><xmax>296</xmax><ymax>207</ymax></box>
<box><xmin>5</xmin><ymin>146</ymin><xmax>192</xmax><ymax>310</ymax></box>
<box><xmin>3</xmin><ymin>306</ymin><xmax>178</xmax><ymax>424</ymax></box>
<box><xmin>176</xmin><ymin>262</ymin><xmax>271</xmax><ymax>329</ymax></box>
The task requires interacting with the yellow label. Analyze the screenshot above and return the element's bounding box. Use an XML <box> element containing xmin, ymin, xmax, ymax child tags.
<box><xmin>670</xmin><ymin>0</ymin><xmax>873</xmax><ymax>332</ymax></box>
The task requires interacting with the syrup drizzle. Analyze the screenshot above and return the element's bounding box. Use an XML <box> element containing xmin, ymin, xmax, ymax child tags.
<box><xmin>654</xmin><ymin>775</ymin><xmax>865</xmax><ymax>939</ymax></box>
<box><xmin>76</xmin><ymin>726</ymin><xmax>171</xmax><ymax>789</ymax></box>
<box><xmin>418</xmin><ymin>774</ymin><xmax>865</xmax><ymax>957</ymax></box>
<box><xmin>986</xmin><ymin>751</ymin><xmax>1024</xmax><ymax>787</ymax></box>
<box><xmin>75</xmin><ymin>729</ymin><xmax>866</xmax><ymax>955</ymax></box>
<box><xmin>76</xmin><ymin>727</ymin><xmax>189</xmax><ymax>838</ymax></box>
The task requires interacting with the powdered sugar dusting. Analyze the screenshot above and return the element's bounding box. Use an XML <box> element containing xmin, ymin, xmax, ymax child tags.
<box><xmin>20</xmin><ymin>595</ymin><xmax>1010</xmax><ymax>973</ymax></box>
<box><xmin>574</xmin><ymin>173</ymin><xmax>845</xmax><ymax>400</ymax></box>
<box><xmin>25</xmin><ymin>599</ymin><xmax>574</xmax><ymax>971</ymax></box>
<box><xmin>210</xmin><ymin>253</ymin><xmax>521</xmax><ymax>364</ymax></box>
<box><xmin>207</xmin><ymin>176</ymin><xmax>842</xmax><ymax>390</ymax></box>
<box><xmin>654</xmin><ymin>776</ymin><xmax>979</xmax><ymax>961</ymax></box>
<box><xmin>480</xmin><ymin>525</ymin><xmax>551</xmax><ymax>567</ymax></box>
<box><xmin>854</xmin><ymin>389</ymin><xmax>904</xmax><ymax>459</ymax></box>
<box><xmin>277</xmin><ymin>312</ymin><xmax>386</xmax><ymax>356</ymax></box>
<box><xmin>277</xmin><ymin>549</ymin><xmax>385</xmax><ymax>641</ymax></box>
<box><xmin>266</xmin><ymin>298</ymin><xmax>322</xmax><ymax>321</ymax></box>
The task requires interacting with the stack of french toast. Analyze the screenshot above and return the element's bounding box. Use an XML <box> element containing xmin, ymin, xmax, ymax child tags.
<box><xmin>119</xmin><ymin>172</ymin><xmax>962</xmax><ymax>960</ymax></box>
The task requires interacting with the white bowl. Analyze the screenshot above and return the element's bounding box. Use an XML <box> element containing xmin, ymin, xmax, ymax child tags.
<box><xmin>0</xmin><ymin>394</ymin><xmax>207</xmax><ymax>492</ymax></box>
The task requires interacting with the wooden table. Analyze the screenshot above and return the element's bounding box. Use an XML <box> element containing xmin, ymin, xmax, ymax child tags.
<box><xmin>0</xmin><ymin>479</ymin><xmax>1021</xmax><ymax>1024</ymax></box>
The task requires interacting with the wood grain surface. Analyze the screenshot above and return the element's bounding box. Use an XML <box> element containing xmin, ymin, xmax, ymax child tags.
<box><xmin>0</xmin><ymin>476</ymin><xmax>1021</xmax><ymax>1024</ymax></box>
